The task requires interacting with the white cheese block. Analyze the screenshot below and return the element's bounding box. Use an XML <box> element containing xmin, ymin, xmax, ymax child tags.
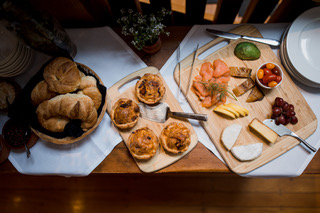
<box><xmin>231</xmin><ymin>143</ymin><xmax>263</xmax><ymax>161</ymax></box>
<box><xmin>221</xmin><ymin>124</ymin><xmax>242</xmax><ymax>151</ymax></box>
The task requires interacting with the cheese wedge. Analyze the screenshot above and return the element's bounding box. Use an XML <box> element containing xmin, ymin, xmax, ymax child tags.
<box><xmin>249</xmin><ymin>118</ymin><xmax>278</xmax><ymax>143</ymax></box>
<box><xmin>231</xmin><ymin>143</ymin><xmax>263</xmax><ymax>161</ymax></box>
<box><xmin>221</xmin><ymin>124</ymin><xmax>242</xmax><ymax>151</ymax></box>
<box><xmin>213</xmin><ymin>106</ymin><xmax>235</xmax><ymax>119</ymax></box>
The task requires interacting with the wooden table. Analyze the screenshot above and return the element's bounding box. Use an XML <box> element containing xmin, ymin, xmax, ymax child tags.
<box><xmin>0</xmin><ymin>26</ymin><xmax>319</xmax><ymax>175</ymax></box>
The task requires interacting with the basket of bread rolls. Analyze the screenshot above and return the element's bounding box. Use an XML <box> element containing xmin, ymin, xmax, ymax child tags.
<box><xmin>8</xmin><ymin>57</ymin><xmax>107</xmax><ymax>144</ymax></box>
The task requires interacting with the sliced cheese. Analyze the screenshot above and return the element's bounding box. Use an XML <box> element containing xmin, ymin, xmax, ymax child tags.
<box><xmin>249</xmin><ymin>118</ymin><xmax>278</xmax><ymax>143</ymax></box>
<box><xmin>225</xmin><ymin>103</ymin><xmax>248</xmax><ymax>116</ymax></box>
<box><xmin>221</xmin><ymin>124</ymin><xmax>242</xmax><ymax>151</ymax></box>
<box><xmin>213</xmin><ymin>106</ymin><xmax>235</xmax><ymax>119</ymax></box>
<box><xmin>222</xmin><ymin>105</ymin><xmax>240</xmax><ymax>117</ymax></box>
<box><xmin>231</xmin><ymin>143</ymin><xmax>263</xmax><ymax>161</ymax></box>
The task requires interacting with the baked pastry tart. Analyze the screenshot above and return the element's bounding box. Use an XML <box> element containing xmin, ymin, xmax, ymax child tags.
<box><xmin>135</xmin><ymin>73</ymin><xmax>166</xmax><ymax>105</ymax></box>
<box><xmin>111</xmin><ymin>98</ymin><xmax>140</xmax><ymax>129</ymax></box>
<box><xmin>160</xmin><ymin>122</ymin><xmax>191</xmax><ymax>154</ymax></box>
<box><xmin>0</xmin><ymin>81</ymin><xmax>20</xmax><ymax>110</ymax></box>
<box><xmin>128</xmin><ymin>127</ymin><xmax>159</xmax><ymax>160</ymax></box>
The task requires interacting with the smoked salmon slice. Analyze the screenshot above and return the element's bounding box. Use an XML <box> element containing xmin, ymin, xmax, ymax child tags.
<box><xmin>212</xmin><ymin>59</ymin><xmax>230</xmax><ymax>78</ymax></box>
<box><xmin>192</xmin><ymin>59</ymin><xmax>231</xmax><ymax>108</ymax></box>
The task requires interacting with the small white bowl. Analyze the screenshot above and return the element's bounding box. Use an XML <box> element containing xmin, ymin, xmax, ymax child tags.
<box><xmin>256</xmin><ymin>62</ymin><xmax>283</xmax><ymax>89</ymax></box>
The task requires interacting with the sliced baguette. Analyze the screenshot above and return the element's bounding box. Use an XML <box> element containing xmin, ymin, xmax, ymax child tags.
<box><xmin>231</xmin><ymin>143</ymin><xmax>263</xmax><ymax>161</ymax></box>
<box><xmin>221</xmin><ymin>124</ymin><xmax>242</xmax><ymax>151</ymax></box>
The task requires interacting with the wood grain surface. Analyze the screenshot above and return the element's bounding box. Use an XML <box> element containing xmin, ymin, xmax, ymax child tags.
<box><xmin>173</xmin><ymin>25</ymin><xmax>317</xmax><ymax>174</ymax></box>
<box><xmin>106</xmin><ymin>67</ymin><xmax>198</xmax><ymax>172</ymax></box>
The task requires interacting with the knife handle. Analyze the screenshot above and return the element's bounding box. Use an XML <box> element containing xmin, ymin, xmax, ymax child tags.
<box><xmin>290</xmin><ymin>132</ymin><xmax>317</xmax><ymax>152</ymax></box>
<box><xmin>242</xmin><ymin>35</ymin><xmax>280</xmax><ymax>47</ymax></box>
<box><xmin>170</xmin><ymin>111</ymin><xmax>208</xmax><ymax>121</ymax></box>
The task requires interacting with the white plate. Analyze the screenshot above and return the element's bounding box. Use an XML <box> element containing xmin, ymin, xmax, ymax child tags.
<box><xmin>0</xmin><ymin>22</ymin><xmax>18</xmax><ymax>64</ymax></box>
<box><xmin>286</xmin><ymin>7</ymin><xmax>320</xmax><ymax>84</ymax></box>
<box><xmin>280</xmin><ymin>24</ymin><xmax>320</xmax><ymax>88</ymax></box>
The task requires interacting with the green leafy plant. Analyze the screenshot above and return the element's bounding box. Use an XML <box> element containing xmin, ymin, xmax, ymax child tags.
<box><xmin>117</xmin><ymin>8</ymin><xmax>171</xmax><ymax>50</ymax></box>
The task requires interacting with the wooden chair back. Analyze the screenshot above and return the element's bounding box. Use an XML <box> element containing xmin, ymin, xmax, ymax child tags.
<box><xmin>12</xmin><ymin>0</ymin><xmax>320</xmax><ymax>27</ymax></box>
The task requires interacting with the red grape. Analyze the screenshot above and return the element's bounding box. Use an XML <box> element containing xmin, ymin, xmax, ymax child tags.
<box><xmin>275</xmin><ymin>97</ymin><xmax>284</xmax><ymax>107</ymax></box>
<box><xmin>290</xmin><ymin>116</ymin><xmax>298</xmax><ymax>124</ymax></box>
<box><xmin>272</xmin><ymin>107</ymin><xmax>282</xmax><ymax>115</ymax></box>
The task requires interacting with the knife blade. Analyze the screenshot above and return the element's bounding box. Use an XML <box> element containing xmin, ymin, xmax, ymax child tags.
<box><xmin>263</xmin><ymin>119</ymin><xmax>316</xmax><ymax>152</ymax></box>
<box><xmin>206</xmin><ymin>28</ymin><xmax>280</xmax><ymax>47</ymax></box>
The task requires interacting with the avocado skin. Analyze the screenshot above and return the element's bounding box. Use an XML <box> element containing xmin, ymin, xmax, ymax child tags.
<box><xmin>234</xmin><ymin>42</ymin><xmax>261</xmax><ymax>60</ymax></box>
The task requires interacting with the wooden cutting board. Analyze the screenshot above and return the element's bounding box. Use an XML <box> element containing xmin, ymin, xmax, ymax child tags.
<box><xmin>106</xmin><ymin>67</ymin><xmax>198</xmax><ymax>173</ymax></box>
<box><xmin>173</xmin><ymin>25</ymin><xmax>317</xmax><ymax>174</ymax></box>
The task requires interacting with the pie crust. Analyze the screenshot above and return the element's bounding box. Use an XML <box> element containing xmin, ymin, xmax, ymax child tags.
<box><xmin>135</xmin><ymin>73</ymin><xmax>165</xmax><ymax>105</ymax></box>
<box><xmin>128</xmin><ymin>127</ymin><xmax>159</xmax><ymax>160</ymax></box>
<box><xmin>160</xmin><ymin>122</ymin><xmax>191</xmax><ymax>154</ymax></box>
<box><xmin>111</xmin><ymin>98</ymin><xmax>140</xmax><ymax>129</ymax></box>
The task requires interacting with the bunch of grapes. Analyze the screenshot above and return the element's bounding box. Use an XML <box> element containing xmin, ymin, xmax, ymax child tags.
<box><xmin>271</xmin><ymin>97</ymin><xmax>298</xmax><ymax>125</ymax></box>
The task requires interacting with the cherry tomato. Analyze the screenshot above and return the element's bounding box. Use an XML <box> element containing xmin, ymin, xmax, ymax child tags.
<box><xmin>272</xmin><ymin>68</ymin><xmax>280</xmax><ymax>75</ymax></box>
<box><xmin>268</xmin><ymin>81</ymin><xmax>278</xmax><ymax>87</ymax></box>
<box><xmin>263</xmin><ymin>68</ymin><xmax>272</xmax><ymax>76</ymax></box>
<box><xmin>263</xmin><ymin>74</ymin><xmax>277</xmax><ymax>84</ymax></box>
<box><xmin>266</xmin><ymin>63</ymin><xmax>275</xmax><ymax>70</ymax></box>
<box><xmin>276</xmin><ymin>75</ymin><xmax>282</xmax><ymax>83</ymax></box>
<box><xmin>257</xmin><ymin>69</ymin><xmax>264</xmax><ymax>79</ymax></box>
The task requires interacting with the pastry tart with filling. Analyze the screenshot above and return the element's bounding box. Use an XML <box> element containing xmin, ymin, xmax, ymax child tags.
<box><xmin>111</xmin><ymin>98</ymin><xmax>140</xmax><ymax>129</ymax></box>
<box><xmin>135</xmin><ymin>73</ymin><xmax>166</xmax><ymax>105</ymax></box>
<box><xmin>160</xmin><ymin>122</ymin><xmax>191</xmax><ymax>154</ymax></box>
<box><xmin>128</xmin><ymin>127</ymin><xmax>159</xmax><ymax>160</ymax></box>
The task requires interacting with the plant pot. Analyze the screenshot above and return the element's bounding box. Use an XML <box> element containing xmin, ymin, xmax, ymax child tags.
<box><xmin>142</xmin><ymin>37</ymin><xmax>162</xmax><ymax>54</ymax></box>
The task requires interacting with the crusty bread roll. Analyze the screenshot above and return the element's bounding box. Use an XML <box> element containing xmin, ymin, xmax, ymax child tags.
<box><xmin>31</xmin><ymin>80</ymin><xmax>58</xmax><ymax>106</ymax></box>
<box><xmin>0</xmin><ymin>81</ymin><xmax>17</xmax><ymax>110</ymax></box>
<box><xmin>36</xmin><ymin>93</ymin><xmax>97</xmax><ymax>133</ymax></box>
<box><xmin>77</xmin><ymin>76</ymin><xmax>102</xmax><ymax>110</ymax></box>
<box><xmin>43</xmin><ymin>57</ymin><xmax>81</xmax><ymax>94</ymax></box>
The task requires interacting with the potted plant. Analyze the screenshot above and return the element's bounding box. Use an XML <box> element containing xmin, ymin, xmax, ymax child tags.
<box><xmin>117</xmin><ymin>8</ymin><xmax>171</xmax><ymax>54</ymax></box>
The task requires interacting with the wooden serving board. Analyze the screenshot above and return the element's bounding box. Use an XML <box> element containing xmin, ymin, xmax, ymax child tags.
<box><xmin>173</xmin><ymin>25</ymin><xmax>317</xmax><ymax>174</ymax></box>
<box><xmin>106</xmin><ymin>67</ymin><xmax>198</xmax><ymax>173</ymax></box>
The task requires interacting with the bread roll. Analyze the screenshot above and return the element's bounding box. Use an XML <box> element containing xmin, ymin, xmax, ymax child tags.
<box><xmin>36</xmin><ymin>93</ymin><xmax>97</xmax><ymax>132</ymax></box>
<box><xmin>43</xmin><ymin>57</ymin><xmax>81</xmax><ymax>94</ymax></box>
<box><xmin>31</xmin><ymin>80</ymin><xmax>57</xmax><ymax>105</ymax></box>
<box><xmin>77</xmin><ymin>76</ymin><xmax>102</xmax><ymax>110</ymax></box>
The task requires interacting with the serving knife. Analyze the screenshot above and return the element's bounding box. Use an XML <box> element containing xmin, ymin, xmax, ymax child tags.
<box><xmin>263</xmin><ymin>119</ymin><xmax>316</xmax><ymax>152</ymax></box>
<box><xmin>206</xmin><ymin>28</ymin><xmax>280</xmax><ymax>47</ymax></box>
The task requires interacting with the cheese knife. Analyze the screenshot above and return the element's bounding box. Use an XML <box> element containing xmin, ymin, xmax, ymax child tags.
<box><xmin>206</xmin><ymin>28</ymin><xmax>280</xmax><ymax>47</ymax></box>
<box><xmin>263</xmin><ymin>119</ymin><xmax>316</xmax><ymax>152</ymax></box>
<box><xmin>138</xmin><ymin>102</ymin><xmax>207</xmax><ymax>123</ymax></box>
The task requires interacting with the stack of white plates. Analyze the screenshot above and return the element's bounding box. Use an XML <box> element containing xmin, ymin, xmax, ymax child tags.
<box><xmin>279</xmin><ymin>7</ymin><xmax>320</xmax><ymax>88</ymax></box>
<box><xmin>0</xmin><ymin>23</ymin><xmax>34</xmax><ymax>78</ymax></box>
